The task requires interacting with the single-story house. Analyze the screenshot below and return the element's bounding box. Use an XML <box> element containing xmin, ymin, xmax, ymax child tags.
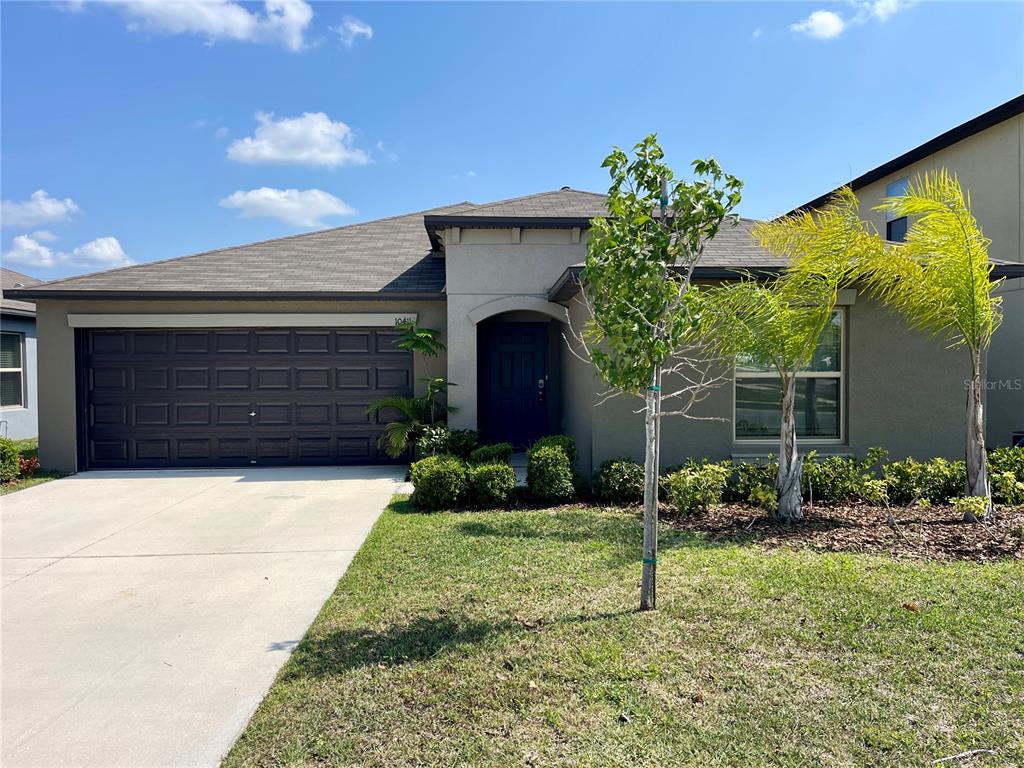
<box><xmin>10</xmin><ymin>182</ymin><xmax>1024</xmax><ymax>475</ymax></box>
<box><xmin>0</xmin><ymin>267</ymin><xmax>41</xmax><ymax>440</ymax></box>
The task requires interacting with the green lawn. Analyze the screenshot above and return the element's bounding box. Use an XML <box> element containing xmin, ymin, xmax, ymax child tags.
<box><xmin>226</xmin><ymin>498</ymin><xmax>1023</xmax><ymax>768</ymax></box>
<box><xmin>0</xmin><ymin>438</ymin><xmax>63</xmax><ymax>495</ymax></box>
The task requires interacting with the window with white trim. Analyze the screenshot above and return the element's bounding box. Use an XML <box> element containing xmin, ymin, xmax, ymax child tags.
<box><xmin>0</xmin><ymin>332</ymin><xmax>25</xmax><ymax>408</ymax></box>
<box><xmin>734</xmin><ymin>310</ymin><xmax>843</xmax><ymax>440</ymax></box>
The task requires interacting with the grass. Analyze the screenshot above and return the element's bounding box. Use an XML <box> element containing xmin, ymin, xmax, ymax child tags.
<box><xmin>0</xmin><ymin>437</ymin><xmax>63</xmax><ymax>495</ymax></box>
<box><xmin>225</xmin><ymin>498</ymin><xmax>1024</xmax><ymax>768</ymax></box>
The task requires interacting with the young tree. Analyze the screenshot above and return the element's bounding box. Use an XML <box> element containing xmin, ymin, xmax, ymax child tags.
<box><xmin>700</xmin><ymin>188</ymin><xmax>870</xmax><ymax>521</ymax></box>
<box><xmin>577</xmin><ymin>135</ymin><xmax>742</xmax><ymax>610</ymax></box>
<box><xmin>857</xmin><ymin>171</ymin><xmax>1002</xmax><ymax>519</ymax></box>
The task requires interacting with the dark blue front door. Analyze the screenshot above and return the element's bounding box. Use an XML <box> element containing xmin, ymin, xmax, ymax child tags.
<box><xmin>479</xmin><ymin>322</ymin><xmax>549</xmax><ymax>447</ymax></box>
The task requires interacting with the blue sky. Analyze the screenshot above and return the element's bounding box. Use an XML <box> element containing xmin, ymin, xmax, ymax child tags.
<box><xmin>2</xmin><ymin>1</ymin><xmax>1022</xmax><ymax>279</ymax></box>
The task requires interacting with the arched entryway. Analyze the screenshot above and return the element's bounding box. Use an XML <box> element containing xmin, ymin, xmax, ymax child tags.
<box><xmin>468</xmin><ymin>298</ymin><xmax>568</xmax><ymax>448</ymax></box>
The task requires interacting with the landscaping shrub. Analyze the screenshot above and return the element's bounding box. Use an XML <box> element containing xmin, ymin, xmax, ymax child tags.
<box><xmin>0</xmin><ymin>438</ymin><xmax>18</xmax><ymax>483</ymax></box>
<box><xmin>883</xmin><ymin>458</ymin><xmax>924</xmax><ymax>505</ymax></box>
<box><xmin>989</xmin><ymin>446</ymin><xmax>1024</xmax><ymax>505</ymax></box>
<box><xmin>469</xmin><ymin>442</ymin><xmax>514</xmax><ymax>465</ymax></box>
<box><xmin>415</xmin><ymin>425</ymin><xmax>451</xmax><ymax>458</ymax></box>
<box><xmin>410</xmin><ymin>455</ymin><xmax>467</xmax><ymax>511</ymax></box>
<box><xmin>992</xmin><ymin>471</ymin><xmax>1024</xmax><ymax>506</ymax></box>
<box><xmin>18</xmin><ymin>455</ymin><xmax>39</xmax><ymax>479</ymax></box>
<box><xmin>663</xmin><ymin>461</ymin><xmax>731</xmax><ymax>515</ymax></box>
<box><xmin>467</xmin><ymin>462</ymin><xmax>517</xmax><ymax>508</ymax></box>
<box><xmin>531</xmin><ymin>435</ymin><xmax>577</xmax><ymax>466</ymax></box>
<box><xmin>802</xmin><ymin>447</ymin><xmax>887</xmax><ymax>504</ymax></box>
<box><xmin>951</xmin><ymin>496</ymin><xmax>988</xmax><ymax>520</ymax></box>
<box><xmin>593</xmin><ymin>458</ymin><xmax>644</xmax><ymax>504</ymax></box>
<box><xmin>884</xmin><ymin>456</ymin><xmax>965</xmax><ymax>506</ymax></box>
<box><xmin>726</xmin><ymin>458</ymin><xmax>777</xmax><ymax>504</ymax></box>
<box><xmin>447</xmin><ymin>429</ymin><xmax>480</xmax><ymax>459</ymax></box>
<box><xmin>989</xmin><ymin>445</ymin><xmax>1024</xmax><ymax>477</ymax></box>
<box><xmin>526</xmin><ymin>445</ymin><xmax>574</xmax><ymax>501</ymax></box>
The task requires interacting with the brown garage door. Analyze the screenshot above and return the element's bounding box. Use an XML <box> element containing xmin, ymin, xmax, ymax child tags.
<box><xmin>78</xmin><ymin>328</ymin><xmax>413</xmax><ymax>468</ymax></box>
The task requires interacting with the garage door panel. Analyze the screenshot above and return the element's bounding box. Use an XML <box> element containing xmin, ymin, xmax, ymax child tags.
<box><xmin>81</xmin><ymin>328</ymin><xmax>412</xmax><ymax>468</ymax></box>
<box><xmin>174</xmin><ymin>332</ymin><xmax>210</xmax><ymax>354</ymax></box>
<box><xmin>134</xmin><ymin>332</ymin><xmax>169</xmax><ymax>354</ymax></box>
<box><xmin>214</xmin><ymin>332</ymin><xmax>250</xmax><ymax>353</ymax></box>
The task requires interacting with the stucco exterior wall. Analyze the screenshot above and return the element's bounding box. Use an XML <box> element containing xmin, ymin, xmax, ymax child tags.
<box><xmin>584</xmin><ymin>293</ymin><xmax>967</xmax><ymax>473</ymax></box>
<box><xmin>443</xmin><ymin>227</ymin><xmax>587</xmax><ymax>430</ymax></box>
<box><xmin>32</xmin><ymin>298</ymin><xmax>447</xmax><ymax>474</ymax></box>
<box><xmin>851</xmin><ymin>114</ymin><xmax>1024</xmax><ymax>447</ymax></box>
<box><xmin>0</xmin><ymin>314</ymin><xmax>38</xmax><ymax>440</ymax></box>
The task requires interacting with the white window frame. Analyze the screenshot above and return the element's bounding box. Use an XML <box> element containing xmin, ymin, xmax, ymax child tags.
<box><xmin>0</xmin><ymin>331</ymin><xmax>26</xmax><ymax>410</ymax></box>
<box><xmin>732</xmin><ymin>308</ymin><xmax>845</xmax><ymax>444</ymax></box>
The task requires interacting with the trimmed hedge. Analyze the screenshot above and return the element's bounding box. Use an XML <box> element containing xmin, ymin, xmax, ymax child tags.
<box><xmin>593</xmin><ymin>458</ymin><xmax>644</xmax><ymax>504</ymax></box>
<box><xmin>663</xmin><ymin>462</ymin><xmax>731</xmax><ymax>515</ymax></box>
<box><xmin>526</xmin><ymin>445</ymin><xmax>574</xmax><ymax>501</ymax></box>
<box><xmin>469</xmin><ymin>443</ymin><xmax>514</xmax><ymax>465</ymax></box>
<box><xmin>0</xmin><ymin>438</ymin><xmax>18</xmax><ymax>483</ymax></box>
<box><xmin>410</xmin><ymin>455</ymin><xmax>467</xmax><ymax>511</ymax></box>
<box><xmin>467</xmin><ymin>463</ymin><xmax>517</xmax><ymax>508</ymax></box>
<box><xmin>531</xmin><ymin>435</ymin><xmax>577</xmax><ymax>466</ymax></box>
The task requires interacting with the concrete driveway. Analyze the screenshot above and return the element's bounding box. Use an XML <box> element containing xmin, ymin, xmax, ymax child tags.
<box><xmin>1</xmin><ymin>467</ymin><xmax>406</xmax><ymax>767</ymax></box>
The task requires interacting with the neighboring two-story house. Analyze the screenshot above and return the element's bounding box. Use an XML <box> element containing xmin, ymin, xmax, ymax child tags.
<box><xmin>797</xmin><ymin>95</ymin><xmax>1024</xmax><ymax>449</ymax></box>
<box><xmin>11</xmin><ymin>96</ymin><xmax>1023</xmax><ymax>475</ymax></box>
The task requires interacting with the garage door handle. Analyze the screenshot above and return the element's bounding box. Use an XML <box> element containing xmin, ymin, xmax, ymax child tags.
<box><xmin>249</xmin><ymin>411</ymin><xmax>256</xmax><ymax>417</ymax></box>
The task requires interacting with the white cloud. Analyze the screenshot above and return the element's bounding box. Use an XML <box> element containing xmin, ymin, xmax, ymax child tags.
<box><xmin>752</xmin><ymin>27</ymin><xmax>763</xmax><ymax>39</ymax></box>
<box><xmin>790</xmin><ymin>1</ymin><xmax>916</xmax><ymax>40</ymax></box>
<box><xmin>64</xmin><ymin>236</ymin><xmax>132</xmax><ymax>268</ymax></box>
<box><xmin>335</xmin><ymin>15</ymin><xmax>372</xmax><ymax>48</ymax></box>
<box><xmin>98</xmin><ymin>0</ymin><xmax>313</xmax><ymax>51</ymax></box>
<box><xmin>790</xmin><ymin>10</ymin><xmax>845</xmax><ymax>39</ymax></box>
<box><xmin>3</xmin><ymin>234</ymin><xmax>130</xmax><ymax>269</ymax></box>
<box><xmin>227</xmin><ymin>111</ymin><xmax>370</xmax><ymax>168</ymax></box>
<box><xmin>30</xmin><ymin>230</ymin><xmax>59</xmax><ymax>242</ymax></box>
<box><xmin>862</xmin><ymin>0</ymin><xmax>916</xmax><ymax>22</ymax></box>
<box><xmin>215</xmin><ymin>125</ymin><xmax>230</xmax><ymax>139</ymax></box>
<box><xmin>4</xmin><ymin>234</ymin><xmax>56</xmax><ymax>267</ymax></box>
<box><xmin>1</xmin><ymin>190</ymin><xmax>81</xmax><ymax>228</ymax></box>
<box><xmin>375</xmin><ymin>140</ymin><xmax>398</xmax><ymax>162</ymax></box>
<box><xmin>219</xmin><ymin>187</ymin><xmax>355</xmax><ymax>227</ymax></box>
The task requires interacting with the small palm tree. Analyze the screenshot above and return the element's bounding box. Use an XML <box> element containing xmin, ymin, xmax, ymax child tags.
<box><xmin>367</xmin><ymin>378</ymin><xmax>455</xmax><ymax>458</ymax></box>
<box><xmin>857</xmin><ymin>170</ymin><xmax>1002</xmax><ymax>519</ymax></box>
<box><xmin>700</xmin><ymin>188</ymin><xmax>871</xmax><ymax>521</ymax></box>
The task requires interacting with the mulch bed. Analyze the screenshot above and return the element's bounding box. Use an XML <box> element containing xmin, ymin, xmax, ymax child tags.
<box><xmin>665</xmin><ymin>502</ymin><xmax>1024</xmax><ymax>562</ymax></box>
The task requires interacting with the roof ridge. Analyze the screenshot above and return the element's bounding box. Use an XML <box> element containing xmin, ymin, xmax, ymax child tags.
<box><xmin>30</xmin><ymin>201</ymin><xmax>475</xmax><ymax>291</ymax></box>
<box><xmin>452</xmin><ymin>187</ymin><xmax>605</xmax><ymax>216</ymax></box>
<box><xmin>1</xmin><ymin>267</ymin><xmax>43</xmax><ymax>285</ymax></box>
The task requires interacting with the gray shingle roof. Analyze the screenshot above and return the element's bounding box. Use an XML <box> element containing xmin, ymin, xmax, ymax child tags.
<box><xmin>441</xmin><ymin>188</ymin><xmax>610</xmax><ymax>219</ymax></box>
<box><xmin>9</xmin><ymin>190</ymin><xmax>793</xmax><ymax>301</ymax></box>
<box><xmin>1</xmin><ymin>268</ymin><xmax>42</xmax><ymax>316</ymax></box>
<box><xmin>14</xmin><ymin>203</ymin><xmax>473</xmax><ymax>298</ymax></box>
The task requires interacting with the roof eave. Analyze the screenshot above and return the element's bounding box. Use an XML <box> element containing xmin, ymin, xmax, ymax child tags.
<box><xmin>547</xmin><ymin>265</ymin><xmax>785</xmax><ymax>303</ymax></box>
<box><xmin>549</xmin><ymin>262</ymin><xmax>1024</xmax><ymax>302</ymax></box>
<box><xmin>791</xmin><ymin>94</ymin><xmax>1024</xmax><ymax>214</ymax></box>
<box><xmin>6</xmin><ymin>289</ymin><xmax>447</xmax><ymax>302</ymax></box>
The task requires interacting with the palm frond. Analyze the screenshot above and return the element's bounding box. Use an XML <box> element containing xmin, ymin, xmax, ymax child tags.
<box><xmin>365</xmin><ymin>396</ymin><xmax>428</xmax><ymax>423</ymax></box>
<box><xmin>378</xmin><ymin>420</ymin><xmax>414</xmax><ymax>458</ymax></box>
<box><xmin>863</xmin><ymin>170</ymin><xmax>1001</xmax><ymax>350</ymax></box>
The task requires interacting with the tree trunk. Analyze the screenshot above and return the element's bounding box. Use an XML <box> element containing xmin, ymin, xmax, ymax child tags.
<box><xmin>776</xmin><ymin>374</ymin><xmax>803</xmax><ymax>522</ymax></box>
<box><xmin>964</xmin><ymin>348</ymin><xmax>991</xmax><ymax>521</ymax></box>
<box><xmin>639</xmin><ymin>369</ymin><xmax>660</xmax><ymax>611</ymax></box>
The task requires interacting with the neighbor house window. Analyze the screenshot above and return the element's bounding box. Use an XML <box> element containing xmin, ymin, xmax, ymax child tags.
<box><xmin>885</xmin><ymin>177</ymin><xmax>909</xmax><ymax>242</ymax></box>
<box><xmin>734</xmin><ymin>310</ymin><xmax>843</xmax><ymax>440</ymax></box>
<box><xmin>0</xmin><ymin>332</ymin><xmax>25</xmax><ymax>408</ymax></box>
